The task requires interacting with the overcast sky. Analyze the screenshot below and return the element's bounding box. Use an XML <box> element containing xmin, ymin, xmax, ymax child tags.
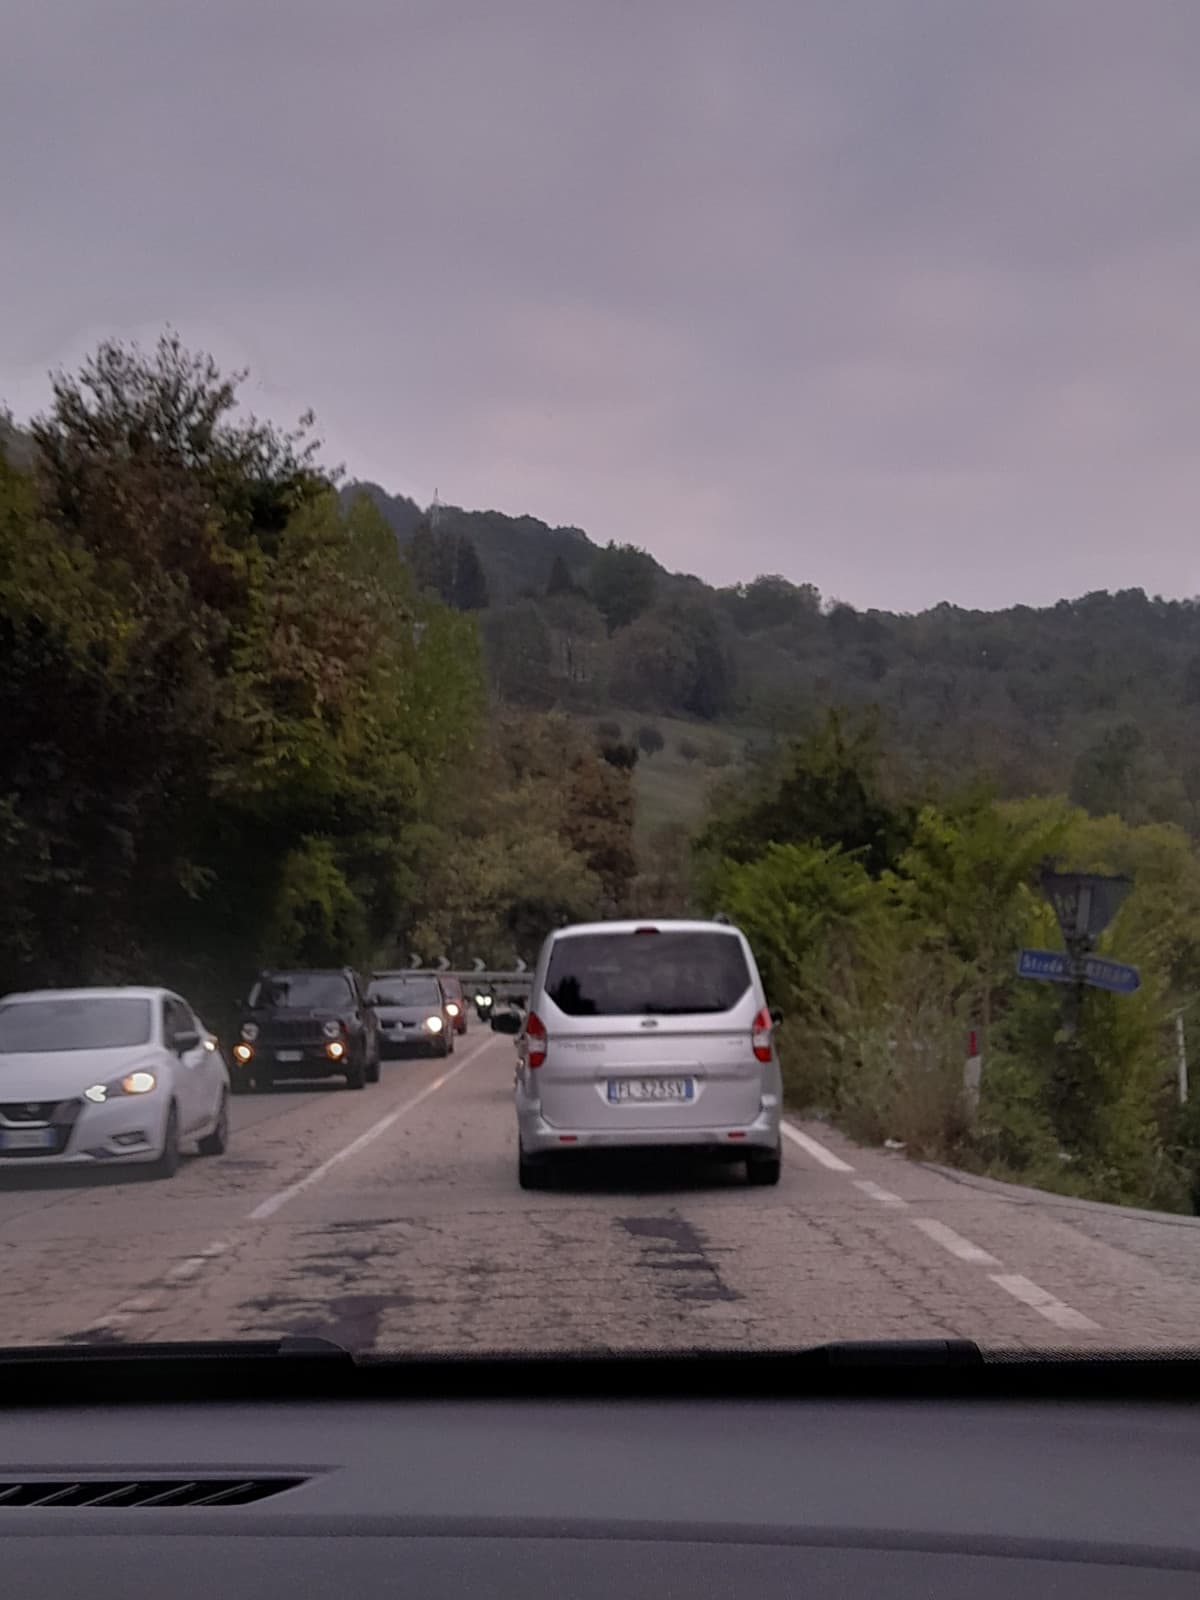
<box><xmin>4</xmin><ymin>1</ymin><xmax>1199</xmax><ymax>611</ymax></box>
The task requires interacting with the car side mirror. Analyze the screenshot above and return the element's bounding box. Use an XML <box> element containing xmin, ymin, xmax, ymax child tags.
<box><xmin>173</xmin><ymin>1028</ymin><xmax>201</xmax><ymax>1054</ymax></box>
<box><xmin>769</xmin><ymin>1007</ymin><xmax>784</xmax><ymax>1028</ymax></box>
<box><xmin>491</xmin><ymin>1012</ymin><xmax>521</xmax><ymax>1035</ymax></box>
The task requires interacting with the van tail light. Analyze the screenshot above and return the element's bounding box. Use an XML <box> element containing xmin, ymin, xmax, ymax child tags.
<box><xmin>751</xmin><ymin>1008</ymin><xmax>773</xmax><ymax>1064</ymax></box>
<box><xmin>526</xmin><ymin>1010</ymin><xmax>547</xmax><ymax>1069</ymax></box>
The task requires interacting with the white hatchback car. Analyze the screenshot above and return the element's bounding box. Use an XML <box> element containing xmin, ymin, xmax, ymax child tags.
<box><xmin>0</xmin><ymin>987</ymin><xmax>230</xmax><ymax>1178</ymax></box>
<box><xmin>498</xmin><ymin>919</ymin><xmax>783</xmax><ymax>1189</ymax></box>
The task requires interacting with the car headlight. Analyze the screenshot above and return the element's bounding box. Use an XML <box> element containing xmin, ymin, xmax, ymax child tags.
<box><xmin>325</xmin><ymin>1039</ymin><xmax>346</xmax><ymax>1060</ymax></box>
<box><xmin>240</xmin><ymin>1022</ymin><xmax>259</xmax><ymax>1042</ymax></box>
<box><xmin>322</xmin><ymin>1019</ymin><xmax>343</xmax><ymax>1038</ymax></box>
<box><xmin>233</xmin><ymin>1043</ymin><xmax>254</xmax><ymax>1063</ymax></box>
<box><xmin>446</xmin><ymin>1002</ymin><xmax>460</xmax><ymax>1016</ymax></box>
<box><xmin>84</xmin><ymin>1070</ymin><xmax>158</xmax><ymax>1104</ymax></box>
<box><xmin>425</xmin><ymin>1015</ymin><xmax>444</xmax><ymax>1033</ymax></box>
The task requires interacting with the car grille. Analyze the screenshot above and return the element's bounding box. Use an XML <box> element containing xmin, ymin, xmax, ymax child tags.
<box><xmin>256</xmin><ymin>1019</ymin><xmax>328</xmax><ymax>1044</ymax></box>
<box><xmin>0</xmin><ymin>1100</ymin><xmax>82</xmax><ymax>1158</ymax></box>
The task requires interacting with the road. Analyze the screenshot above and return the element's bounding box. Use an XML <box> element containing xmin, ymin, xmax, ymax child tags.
<box><xmin>2</xmin><ymin>1022</ymin><xmax>1200</xmax><ymax>1351</ymax></box>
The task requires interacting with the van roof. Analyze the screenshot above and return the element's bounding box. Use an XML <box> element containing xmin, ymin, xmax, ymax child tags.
<box><xmin>550</xmin><ymin>919</ymin><xmax>742</xmax><ymax>939</ymax></box>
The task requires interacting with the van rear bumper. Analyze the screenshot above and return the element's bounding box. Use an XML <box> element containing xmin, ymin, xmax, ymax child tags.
<box><xmin>517</xmin><ymin>1103</ymin><xmax>780</xmax><ymax>1155</ymax></box>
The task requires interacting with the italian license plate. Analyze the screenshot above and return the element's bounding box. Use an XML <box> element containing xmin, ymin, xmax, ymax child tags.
<box><xmin>276</xmin><ymin>1049</ymin><xmax>303</xmax><ymax>1063</ymax></box>
<box><xmin>0</xmin><ymin>1127</ymin><xmax>57</xmax><ymax>1152</ymax></box>
<box><xmin>607</xmin><ymin>1078</ymin><xmax>695</xmax><ymax>1104</ymax></box>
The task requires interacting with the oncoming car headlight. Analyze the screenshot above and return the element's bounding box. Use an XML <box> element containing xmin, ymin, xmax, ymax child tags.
<box><xmin>240</xmin><ymin>1022</ymin><xmax>259</xmax><ymax>1042</ymax></box>
<box><xmin>446</xmin><ymin>1002</ymin><xmax>460</xmax><ymax>1017</ymax></box>
<box><xmin>425</xmin><ymin>1014</ymin><xmax>444</xmax><ymax>1033</ymax></box>
<box><xmin>322</xmin><ymin>1019</ymin><xmax>343</xmax><ymax>1039</ymax></box>
<box><xmin>233</xmin><ymin>1043</ymin><xmax>254</xmax><ymax>1063</ymax></box>
<box><xmin>84</xmin><ymin>1071</ymin><xmax>158</xmax><ymax>1104</ymax></box>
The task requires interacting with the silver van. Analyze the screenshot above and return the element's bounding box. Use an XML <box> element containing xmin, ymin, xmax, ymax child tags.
<box><xmin>493</xmin><ymin>919</ymin><xmax>783</xmax><ymax>1189</ymax></box>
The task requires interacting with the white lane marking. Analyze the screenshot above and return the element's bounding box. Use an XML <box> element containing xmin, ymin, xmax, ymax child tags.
<box><xmin>989</xmin><ymin>1273</ymin><xmax>1101</xmax><ymax>1332</ymax></box>
<box><xmin>911</xmin><ymin>1217</ymin><xmax>1000</xmax><ymax>1265</ymax></box>
<box><xmin>854</xmin><ymin>1178</ymin><xmax>908</xmax><ymax>1209</ymax></box>
<box><xmin>247</xmin><ymin>1036</ymin><xmax>491</xmax><ymax>1222</ymax></box>
<box><xmin>781</xmin><ymin>1122</ymin><xmax>855</xmax><ymax>1172</ymax></box>
<box><xmin>165</xmin><ymin>1257</ymin><xmax>208</xmax><ymax>1281</ymax></box>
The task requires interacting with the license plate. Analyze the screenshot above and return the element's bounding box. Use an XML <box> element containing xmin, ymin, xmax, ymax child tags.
<box><xmin>607</xmin><ymin>1078</ymin><xmax>695</xmax><ymax>1103</ymax></box>
<box><xmin>0</xmin><ymin>1127</ymin><xmax>57</xmax><ymax>1151</ymax></box>
<box><xmin>276</xmin><ymin>1049</ymin><xmax>303</xmax><ymax>1063</ymax></box>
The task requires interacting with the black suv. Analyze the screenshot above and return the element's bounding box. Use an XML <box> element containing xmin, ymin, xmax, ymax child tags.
<box><xmin>233</xmin><ymin>968</ymin><xmax>381</xmax><ymax>1092</ymax></box>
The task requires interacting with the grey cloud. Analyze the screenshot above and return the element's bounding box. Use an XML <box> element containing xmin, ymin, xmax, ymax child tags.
<box><xmin>4</xmin><ymin>1</ymin><xmax>1200</xmax><ymax>609</ymax></box>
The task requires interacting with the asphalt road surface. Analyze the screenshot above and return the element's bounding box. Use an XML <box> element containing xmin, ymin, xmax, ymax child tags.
<box><xmin>2</xmin><ymin>1022</ymin><xmax>1200</xmax><ymax>1352</ymax></box>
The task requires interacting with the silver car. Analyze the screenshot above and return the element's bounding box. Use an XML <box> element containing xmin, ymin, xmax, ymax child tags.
<box><xmin>496</xmin><ymin>919</ymin><xmax>783</xmax><ymax>1189</ymax></box>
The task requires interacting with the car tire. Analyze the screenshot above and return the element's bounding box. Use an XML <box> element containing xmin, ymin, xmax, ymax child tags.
<box><xmin>197</xmin><ymin>1091</ymin><xmax>229</xmax><ymax>1157</ymax></box>
<box><xmin>746</xmin><ymin>1147</ymin><xmax>782</xmax><ymax>1186</ymax></box>
<box><xmin>518</xmin><ymin>1145</ymin><xmax>552</xmax><ymax>1191</ymax></box>
<box><xmin>344</xmin><ymin>1054</ymin><xmax>366</xmax><ymax>1090</ymax></box>
<box><xmin>146</xmin><ymin>1103</ymin><xmax>181</xmax><ymax>1181</ymax></box>
<box><xmin>366</xmin><ymin>1048</ymin><xmax>381</xmax><ymax>1084</ymax></box>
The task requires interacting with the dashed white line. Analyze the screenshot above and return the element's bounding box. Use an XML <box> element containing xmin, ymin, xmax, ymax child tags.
<box><xmin>854</xmin><ymin>1179</ymin><xmax>908</xmax><ymax>1209</ymax></box>
<box><xmin>164</xmin><ymin>1257</ymin><xmax>208</xmax><ymax>1282</ymax></box>
<box><xmin>989</xmin><ymin>1273</ymin><xmax>1101</xmax><ymax>1332</ymax></box>
<box><xmin>911</xmin><ymin>1217</ymin><xmax>1000</xmax><ymax>1266</ymax></box>
<box><xmin>781</xmin><ymin>1122</ymin><xmax>855</xmax><ymax>1172</ymax></box>
<box><xmin>247</xmin><ymin>1035</ymin><xmax>492</xmax><ymax>1222</ymax></box>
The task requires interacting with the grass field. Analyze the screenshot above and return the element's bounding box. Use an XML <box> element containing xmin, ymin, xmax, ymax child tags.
<box><xmin>583</xmin><ymin>713</ymin><xmax>751</xmax><ymax>853</ymax></box>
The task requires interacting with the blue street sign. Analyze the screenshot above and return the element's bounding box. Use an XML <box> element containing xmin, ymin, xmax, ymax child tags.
<box><xmin>1082</xmin><ymin>955</ymin><xmax>1140</xmax><ymax>994</ymax></box>
<box><xmin>1017</xmin><ymin>949</ymin><xmax>1072</xmax><ymax>982</ymax></box>
<box><xmin>1016</xmin><ymin>948</ymin><xmax>1140</xmax><ymax>994</ymax></box>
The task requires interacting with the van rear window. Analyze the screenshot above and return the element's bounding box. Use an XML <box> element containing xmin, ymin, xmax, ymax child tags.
<box><xmin>545</xmin><ymin>931</ymin><xmax>751</xmax><ymax>1017</ymax></box>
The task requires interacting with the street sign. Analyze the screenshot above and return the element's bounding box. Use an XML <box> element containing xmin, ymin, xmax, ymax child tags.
<box><xmin>1040</xmin><ymin>869</ymin><xmax>1131</xmax><ymax>944</ymax></box>
<box><xmin>436</xmin><ymin>955</ymin><xmax>449</xmax><ymax>972</ymax></box>
<box><xmin>1016</xmin><ymin>948</ymin><xmax>1140</xmax><ymax>994</ymax></box>
<box><xmin>515</xmin><ymin>957</ymin><xmax>527</xmax><ymax>973</ymax></box>
<box><xmin>472</xmin><ymin>957</ymin><xmax>485</xmax><ymax>972</ymax></box>
<box><xmin>1082</xmin><ymin>955</ymin><xmax>1140</xmax><ymax>995</ymax></box>
<box><xmin>1017</xmin><ymin>949</ymin><xmax>1073</xmax><ymax>983</ymax></box>
<box><xmin>407</xmin><ymin>952</ymin><xmax>422</xmax><ymax>969</ymax></box>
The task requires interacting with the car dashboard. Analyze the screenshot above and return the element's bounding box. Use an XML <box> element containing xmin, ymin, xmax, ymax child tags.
<box><xmin>1</xmin><ymin>1344</ymin><xmax>1199</xmax><ymax>1598</ymax></box>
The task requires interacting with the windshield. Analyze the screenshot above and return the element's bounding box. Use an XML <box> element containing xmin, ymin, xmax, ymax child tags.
<box><xmin>249</xmin><ymin>975</ymin><xmax>353</xmax><ymax>1011</ymax></box>
<box><xmin>3</xmin><ymin>4</ymin><xmax>1200</xmax><ymax>1367</ymax></box>
<box><xmin>547</xmin><ymin>933</ymin><xmax>751</xmax><ymax>1016</ymax></box>
<box><xmin>0</xmin><ymin>999</ymin><xmax>152</xmax><ymax>1053</ymax></box>
<box><xmin>368</xmin><ymin>979</ymin><xmax>441</xmax><ymax>1007</ymax></box>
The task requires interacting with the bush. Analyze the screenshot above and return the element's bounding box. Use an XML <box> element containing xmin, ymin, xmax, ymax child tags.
<box><xmin>679</xmin><ymin>737</ymin><xmax>701</xmax><ymax>762</ymax></box>
<box><xmin>636</xmin><ymin>722</ymin><xmax>664</xmax><ymax>756</ymax></box>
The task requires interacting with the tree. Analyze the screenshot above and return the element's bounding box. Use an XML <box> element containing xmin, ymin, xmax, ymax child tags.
<box><xmin>636</xmin><ymin>723</ymin><xmax>664</xmax><ymax>756</ymax></box>
<box><xmin>588</xmin><ymin>541</ymin><xmax>658</xmax><ymax>633</ymax></box>
<box><xmin>406</xmin><ymin>526</ymin><xmax>490</xmax><ymax>611</ymax></box>
<box><xmin>698</xmin><ymin>711</ymin><xmax>913</xmax><ymax>878</ymax></box>
<box><xmin>545</xmin><ymin>553</ymin><xmax>575</xmax><ymax>595</ymax></box>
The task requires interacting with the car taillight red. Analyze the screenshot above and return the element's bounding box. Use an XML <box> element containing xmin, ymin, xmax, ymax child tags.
<box><xmin>526</xmin><ymin>1009</ymin><xmax>547</xmax><ymax>1068</ymax></box>
<box><xmin>751</xmin><ymin>1007</ymin><xmax>773</xmax><ymax>1064</ymax></box>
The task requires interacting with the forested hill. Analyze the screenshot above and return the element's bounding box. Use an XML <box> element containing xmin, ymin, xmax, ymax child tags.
<box><xmin>345</xmin><ymin>479</ymin><xmax>1200</xmax><ymax>836</ymax></box>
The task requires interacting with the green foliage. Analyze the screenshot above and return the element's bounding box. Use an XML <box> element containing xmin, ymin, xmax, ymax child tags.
<box><xmin>698</xmin><ymin>711</ymin><xmax>913</xmax><ymax>878</ymax></box>
<box><xmin>699</xmin><ymin>722</ymin><xmax>1200</xmax><ymax>1210</ymax></box>
<box><xmin>588</xmin><ymin>541</ymin><xmax>658</xmax><ymax>633</ymax></box>
<box><xmin>0</xmin><ymin>337</ymin><xmax>486</xmax><ymax>1017</ymax></box>
<box><xmin>405</xmin><ymin>523</ymin><xmax>490</xmax><ymax>611</ymax></box>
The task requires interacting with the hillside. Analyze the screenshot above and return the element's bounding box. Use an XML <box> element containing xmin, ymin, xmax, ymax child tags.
<box><xmin>344</xmin><ymin>480</ymin><xmax>1200</xmax><ymax>840</ymax></box>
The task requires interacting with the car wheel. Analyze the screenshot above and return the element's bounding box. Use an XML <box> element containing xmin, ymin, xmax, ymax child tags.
<box><xmin>146</xmin><ymin>1103</ymin><xmax>181</xmax><ymax>1181</ymax></box>
<box><xmin>366</xmin><ymin>1048</ymin><xmax>381</xmax><ymax>1084</ymax></box>
<box><xmin>746</xmin><ymin>1147</ymin><xmax>782</xmax><ymax>1186</ymax></box>
<box><xmin>197</xmin><ymin>1091</ymin><xmax>229</xmax><ymax>1156</ymax></box>
<box><xmin>518</xmin><ymin>1145</ymin><xmax>552</xmax><ymax>1191</ymax></box>
<box><xmin>344</xmin><ymin>1054</ymin><xmax>366</xmax><ymax>1090</ymax></box>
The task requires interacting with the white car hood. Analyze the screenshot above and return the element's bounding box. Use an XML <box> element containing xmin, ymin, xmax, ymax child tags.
<box><xmin>0</xmin><ymin>1048</ymin><xmax>162</xmax><ymax>1101</ymax></box>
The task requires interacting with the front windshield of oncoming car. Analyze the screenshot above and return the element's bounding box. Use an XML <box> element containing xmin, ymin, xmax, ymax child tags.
<box><xmin>3</xmin><ymin>6</ymin><xmax>1200</xmax><ymax>1360</ymax></box>
<box><xmin>249</xmin><ymin>976</ymin><xmax>353</xmax><ymax>1011</ymax></box>
<box><xmin>0</xmin><ymin>1000</ymin><xmax>153</xmax><ymax>1053</ymax></box>
<box><xmin>368</xmin><ymin>979</ymin><xmax>442</xmax><ymax>1007</ymax></box>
